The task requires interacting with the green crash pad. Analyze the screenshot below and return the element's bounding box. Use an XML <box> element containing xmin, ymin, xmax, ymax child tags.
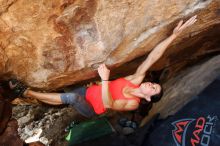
<box><xmin>66</xmin><ymin>118</ymin><xmax>114</xmax><ymax>145</ymax></box>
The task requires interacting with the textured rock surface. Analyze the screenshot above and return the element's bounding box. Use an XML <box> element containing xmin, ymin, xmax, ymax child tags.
<box><xmin>0</xmin><ymin>0</ymin><xmax>219</xmax><ymax>90</ymax></box>
<box><xmin>12</xmin><ymin>105</ymin><xmax>76</xmax><ymax>145</ymax></box>
<box><xmin>0</xmin><ymin>119</ymin><xmax>23</xmax><ymax>146</ymax></box>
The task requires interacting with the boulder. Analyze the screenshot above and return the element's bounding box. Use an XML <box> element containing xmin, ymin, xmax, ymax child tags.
<box><xmin>0</xmin><ymin>0</ymin><xmax>219</xmax><ymax>90</ymax></box>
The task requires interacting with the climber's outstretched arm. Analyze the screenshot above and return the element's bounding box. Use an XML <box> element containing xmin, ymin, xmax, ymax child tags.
<box><xmin>126</xmin><ymin>15</ymin><xmax>197</xmax><ymax>84</ymax></box>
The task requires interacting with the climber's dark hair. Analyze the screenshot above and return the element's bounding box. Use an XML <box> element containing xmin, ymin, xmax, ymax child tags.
<box><xmin>150</xmin><ymin>84</ymin><xmax>163</xmax><ymax>103</ymax></box>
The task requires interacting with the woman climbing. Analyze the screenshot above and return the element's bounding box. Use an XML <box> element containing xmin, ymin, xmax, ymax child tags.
<box><xmin>7</xmin><ymin>16</ymin><xmax>197</xmax><ymax>118</ymax></box>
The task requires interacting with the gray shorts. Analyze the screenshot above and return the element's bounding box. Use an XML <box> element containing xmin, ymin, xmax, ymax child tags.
<box><xmin>60</xmin><ymin>86</ymin><xmax>96</xmax><ymax>118</ymax></box>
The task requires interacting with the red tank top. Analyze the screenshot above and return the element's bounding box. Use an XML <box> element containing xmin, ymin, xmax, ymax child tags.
<box><xmin>85</xmin><ymin>78</ymin><xmax>140</xmax><ymax>114</ymax></box>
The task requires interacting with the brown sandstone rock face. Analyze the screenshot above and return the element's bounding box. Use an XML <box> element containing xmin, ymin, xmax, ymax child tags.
<box><xmin>0</xmin><ymin>0</ymin><xmax>219</xmax><ymax>90</ymax></box>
